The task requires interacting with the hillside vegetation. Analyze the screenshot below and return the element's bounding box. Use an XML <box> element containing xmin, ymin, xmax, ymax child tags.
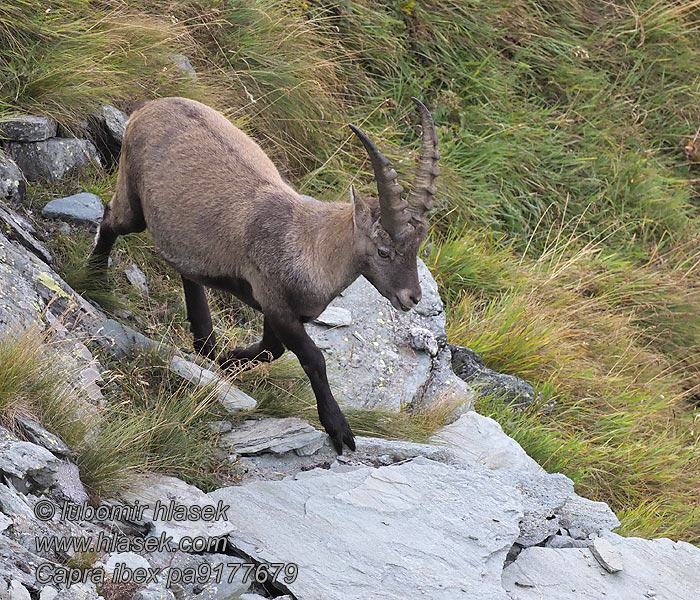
<box><xmin>2</xmin><ymin>0</ymin><xmax>699</xmax><ymax>542</ymax></box>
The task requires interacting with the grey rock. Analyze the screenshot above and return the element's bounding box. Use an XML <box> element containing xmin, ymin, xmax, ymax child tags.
<box><xmin>52</xmin><ymin>461</ymin><xmax>89</xmax><ymax>505</ymax></box>
<box><xmin>92</xmin><ymin>320</ymin><xmax>255</xmax><ymax>412</ymax></box>
<box><xmin>88</xmin><ymin>104</ymin><xmax>127</xmax><ymax>165</ymax></box>
<box><xmin>546</xmin><ymin>533</ymin><xmax>589</xmax><ymax>549</ymax></box>
<box><xmin>590</xmin><ymin>535</ymin><xmax>624</xmax><ymax>573</ymax></box>
<box><xmin>98</xmin><ymin>551</ymin><xmax>151</xmax><ymax>574</ymax></box>
<box><xmin>131</xmin><ymin>583</ymin><xmax>175</xmax><ymax>600</ymax></box>
<box><xmin>0</xmin><ymin>208</ymin><xmax>107</xmax><ymax>416</ymax></box>
<box><xmin>56</xmin><ymin>222</ymin><xmax>71</xmax><ymax>235</ymax></box>
<box><xmin>116</xmin><ymin>474</ymin><xmax>232</xmax><ymax>544</ymax></box>
<box><xmin>0</xmin><ymin>151</ymin><xmax>26</xmax><ymax>203</ymax></box>
<box><xmin>450</xmin><ymin>345</ymin><xmax>538</xmax><ymax>407</ymax></box>
<box><xmin>8</xmin><ymin>580</ymin><xmax>31</xmax><ymax>600</ymax></box>
<box><xmin>89</xmin><ymin>318</ymin><xmax>160</xmax><ymax>358</ymax></box>
<box><xmin>210</xmin><ymin>457</ymin><xmax>523</xmax><ymax>600</ymax></box>
<box><xmin>171</xmin><ymin>54</ymin><xmax>197</xmax><ymax>80</ymax></box>
<box><xmin>305</xmin><ymin>259</ymin><xmax>454</xmax><ymax>412</ymax></box>
<box><xmin>0</xmin><ymin>511</ymin><xmax>12</xmax><ymax>531</ymax></box>
<box><xmin>0</xmin><ymin>199</ymin><xmax>52</xmax><ymax>263</ymax></box>
<box><xmin>418</xmin><ymin>346</ymin><xmax>475</xmax><ymax>414</ymax></box>
<box><xmin>515</xmin><ymin>472</ymin><xmax>574</xmax><ymax>546</ymax></box>
<box><xmin>124</xmin><ymin>263</ymin><xmax>148</xmax><ymax>294</ymax></box>
<box><xmin>0</xmin><ymin>482</ymin><xmax>33</xmax><ymax>518</ymax></box>
<box><xmin>7</xmin><ymin>138</ymin><xmax>101</xmax><ymax>182</ymax></box>
<box><xmin>558</xmin><ymin>493</ymin><xmax>621</xmax><ymax>538</ymax></box>
<box><xmin>208</xmin><ymin>420</ymin><xmax>233</xmax><ymax>434</ymax></box>
<box><xmin>220</xmin><ymin>417</ymin><xmax>324</xmax><ymax>455</ymax></box>
<box><xmin>231</xmin><ymin>434</ymin><xmax>455</xmax><ymax>483</ymax></box>
<box><xmin>432</xmin><ymin>411</ymin><xmax>543</xmax><ymax>475</ymax></box>
<box><xmin>160</xmin><ymin>554</ymin><xmax>250</xmax><ymax>599</ymax></box>
<box><xmin>431</xmin><ymin>412</ymin><xmax>617</xmax><ymax>547</ymax></box>
<box><xmin>0</xmin><ymin>532</ymin><xmax>60</xmax><ymax>589</ymax></box>
<box><xmin>39</xmin><ymin>588</ymin><xmax>59</xmax><ymax>600</ymax></box>
<box><xmin>0</xmin><ymin>115</ymin><xmax>57</xmax><ymax>142</ymax></box>
<box><xmin>169</xmin><ymin>355</ymin><xmax>256</xmax><ymax>412</ymax></box>
<box><xmin>314</xmin><ymin>306</ymin><xmax>352</xmax><ymax>327</ymax></box>
<box><xmin>16</xmin><ymin>417</ymin><xmax>72</xmax><ymax>457</ymax></box>
<box><xmin>502</xmin><ymin>533</ymin><xmax>700</xmax><ymax>599</ymax></box>
<box><xmin>408</xmin><ymin>326</ymin><xmax>439</xmax><ymax>356</ymax></box>
<box><xmin>53</xmin><ymin>583</ymin><xmax>101</xmax><ymax>600</ymax></box>
<box><xmin>0</xmin><ymin>426</ymin><xmax>60</xmax><ymax>492</ymax></box>
<box><xmin>42</xmin><ymin>192</ymin><xmax>104</xmax><ymax>227</ymax></box>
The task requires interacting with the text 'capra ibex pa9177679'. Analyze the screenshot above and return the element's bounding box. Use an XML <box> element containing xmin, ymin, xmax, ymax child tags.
<box><xmin>90</xmin><ymin>96</ymin><xmax>439</xmax><ymax>453</ymax></box>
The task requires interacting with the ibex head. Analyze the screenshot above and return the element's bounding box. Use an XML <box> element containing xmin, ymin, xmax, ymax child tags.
<box><xmin>349</xmin><ymin>98</ymin><xmax>439</xmax><ymax>312</ymax></box>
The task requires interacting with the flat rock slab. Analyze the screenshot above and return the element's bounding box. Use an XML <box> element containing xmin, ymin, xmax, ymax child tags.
<box><xmin>16</xmin><ymin>417</ymin><xmax>72</xmax><ymax>457</ymax></box>
<box><xmin>209</xmin><ymin>457</ymin><xmax>523</xmax><ymax>600</ymax></box>
<box><xmin>231</xmin><ymin>434</ymin><xmax>455</xmax><ymax>483</ymax></box>
<box><xmin>305</xmin><ymin>259</ymin><xmax>447</xmax><ymax>411</ymax></box>
<box><xmin>0</xmin><ymin>115</ymin><xmax>57</xmax><ymax>142</ymax></box>
<box><xmin>7</xmin><ymin>138</ymin><xmax>100</xmax><ymax>182</ymax></box>
<box><xmin>502</xmin><ymin>533</ymin><xmax>700</xmax><ymax>599</ymax></box>
<box><xmin>220</xmin><ymin>417</ymin><xmax>324</xmax><ymax>455</ymax></box>
<box><xmin>42</xmin><ymin>192</ymin><xmax>104</xmax><ymax>226</ymax></box>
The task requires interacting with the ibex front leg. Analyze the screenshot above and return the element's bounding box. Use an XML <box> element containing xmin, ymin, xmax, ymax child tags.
<box><xmin>267</xmin><ymin>314</ymin><xmax>356</xmax><ymax>454</ymax></box>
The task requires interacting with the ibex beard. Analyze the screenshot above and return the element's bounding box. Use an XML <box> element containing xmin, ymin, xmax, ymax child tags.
<box><xmin>90</xmin><ymin>96</ymin><xmax>439</xmax><ymax>454</ymax></box>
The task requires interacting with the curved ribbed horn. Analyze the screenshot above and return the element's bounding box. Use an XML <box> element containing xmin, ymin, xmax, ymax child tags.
<box><xmin>349</xmin><ymin>123</ymin><xmax>411</xmax><ymax>238</ymax></box>
<box><xmin>406</xmin><ymin>97</ymin><xmax>439</xmax><ymax>224</ymax></box>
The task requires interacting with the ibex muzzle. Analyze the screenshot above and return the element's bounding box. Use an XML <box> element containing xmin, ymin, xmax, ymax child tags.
<box><xmin>90</xmin><ymin>96</ymin><xmax>438</xmax><ymax>454</ymax></box>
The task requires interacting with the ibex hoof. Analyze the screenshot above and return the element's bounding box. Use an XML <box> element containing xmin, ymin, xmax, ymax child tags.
<box><xmin>323</xmin><ymin>413</ymin><xmax>356</xmax><ymax>454</ymax></box>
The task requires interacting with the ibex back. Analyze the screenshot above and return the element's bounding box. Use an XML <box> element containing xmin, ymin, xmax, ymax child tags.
<box><xmin>91</xmin><ymin>97</ymin><xmax>439</xmax><ymax>453</ymax></box>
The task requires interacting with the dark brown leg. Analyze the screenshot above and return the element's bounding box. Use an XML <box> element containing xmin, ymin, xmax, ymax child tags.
<box><xmin>181</xmin><ymin>276</ymin><xmax>217</xmax><ymax>359</ymax></box>
<box><xmin>265</xmin><ymin>313</ymin><xmax>355</xmax><ymax>454</ymax></box>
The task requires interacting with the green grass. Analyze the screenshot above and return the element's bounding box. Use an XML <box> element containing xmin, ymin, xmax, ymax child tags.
<box><xmin>4</xmin><ymin>0</ymin><xmax>700</xmax><ymax>542</ymax></box>
<box><xmin>0</xmin><ymin>328</ymin><xmax>88</xmax><ymax>446</ymax></box>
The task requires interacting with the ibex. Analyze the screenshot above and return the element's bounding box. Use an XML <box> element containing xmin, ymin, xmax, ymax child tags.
<box><xmin>90</xmin><ymin>96</ymin><xmax>438</xmax><ymax>453</ymax></box>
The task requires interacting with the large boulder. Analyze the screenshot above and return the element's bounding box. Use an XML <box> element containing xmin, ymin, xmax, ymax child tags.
<box><xmin>6</xmin><ymin>138</ymin><xmax>100</xmax><ymax>182</ymax></box>
<box><xmin>305</xmin><ymin>258</ymin><xmax>474</xmax><ymax>412</ymax></box>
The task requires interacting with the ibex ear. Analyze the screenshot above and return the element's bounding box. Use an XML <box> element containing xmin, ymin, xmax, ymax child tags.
<box><xmin>350</xmin><ymin>185</ymin><xmax>373</xmax><ymax>233</ymax></box>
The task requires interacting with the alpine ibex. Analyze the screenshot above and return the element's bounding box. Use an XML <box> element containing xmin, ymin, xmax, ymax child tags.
<box><xmin>90</xmin><ymin>96</ymin><xmax>439</xmax><ymax>453</ymax></box>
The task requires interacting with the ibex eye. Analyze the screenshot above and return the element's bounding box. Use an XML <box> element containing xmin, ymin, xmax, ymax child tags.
<box><xmin>378</xmin><ymin>248</ymin><xmax>390</xmax><ymax>258</ymax></box>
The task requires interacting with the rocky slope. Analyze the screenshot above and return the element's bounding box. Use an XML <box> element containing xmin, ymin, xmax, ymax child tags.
<box><xmin>0</xmin><ymin>111</ymin><xmax>699</xmax><ymax>599</ymax></box>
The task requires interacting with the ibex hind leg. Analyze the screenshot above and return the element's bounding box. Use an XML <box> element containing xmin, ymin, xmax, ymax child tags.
<box><xmin>218</xmin><ymin>317</ymin><xmax>285</xmax><ymax>371</ymax></box>
<box><xmin>182</xmin><ymin>277</ymin><xmax>218</xmax><ymax>359</ymax></box>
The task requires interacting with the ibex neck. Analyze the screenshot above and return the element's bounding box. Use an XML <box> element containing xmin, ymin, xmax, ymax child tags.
<box><xmin>306</xmin><ymin>201</ymin><xmax>361</xmax><ymax>303</ymax></box>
